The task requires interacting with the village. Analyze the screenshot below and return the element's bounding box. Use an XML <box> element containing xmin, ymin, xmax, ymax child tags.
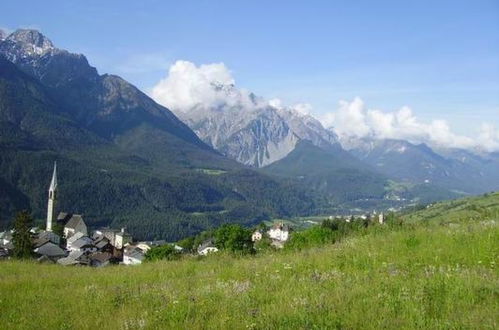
<box><xmin>0</xmin><ymin>163</ymin><xmax>385</xmax><ymax>266</ymax></box>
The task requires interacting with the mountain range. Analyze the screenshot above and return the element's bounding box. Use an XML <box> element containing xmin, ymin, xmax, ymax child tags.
<box><xmin>161</xmin><ymin>64</ymin><xmax>499</xmax><ymax>196</ymax></box>
<box><xmin>0</xmin><ymin>29</ymin><xmax>497</xmax><ymax>240</ymax></box>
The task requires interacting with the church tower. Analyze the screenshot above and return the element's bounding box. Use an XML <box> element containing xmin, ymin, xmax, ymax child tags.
<box><xmin>46</xmin><ymin>162</ymin><xmax>58</xmax><ymax>232</ymax></box>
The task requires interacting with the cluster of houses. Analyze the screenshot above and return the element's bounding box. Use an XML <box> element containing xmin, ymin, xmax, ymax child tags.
<box><xmin>0</xmin><ymin>211</ymin><xmax>161</xmax><ymax>266</ymax></box>
<box><xmin>328</xmin><ymin>212</ymin><xmax>385</xmax><ymax>224</ymax></box>
<box><xmin>0</xmin><ymin>163</ymin><xmax>180</xmax><ymax>266</ymax></box>
<box><xmin>251</xmin><ymin>222</ymin><xmax>291</xmax><ymax>248</ymax></box>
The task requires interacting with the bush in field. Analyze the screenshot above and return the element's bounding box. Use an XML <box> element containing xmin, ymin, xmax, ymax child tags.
<box><xmin>176</xmin><ymin>236</ymin><xmax>196</xmax><ymax>252</ymax></box>
<box><xmin>285</xmin><ymin>226</ymin><xmax>339</xmax><ymax>250</ymax></box>
<box><xmin>214</xmin><ymin>224</ymin><xmax>253</xmax><ymax>254</ymax></box>
<box><xmin>144</xmin><ymin>244</ymin><xmax>181</xmax><ymax>262</ymax></box>
<box><xmin>254</xmin><ymin>235</ymin><xmax>273</xmax><ymax>251</ymax></box>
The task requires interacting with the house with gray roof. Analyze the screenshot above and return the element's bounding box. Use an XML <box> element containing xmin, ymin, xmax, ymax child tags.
<box><xmin>66</xmin><ymin>232</ymin><xmax>85</xmax><ymax>250</ymax></box>
<box><xmin>57</xmin><ymin>250</ymin><xmax>89</xmax><ymax>266</ymax></box>
<box><xmin>59</xmin><ymin>213</ymin><xmax>87</xmax><ymax>239</ymax></box>
<box><xmin>70</xmin><ymin>236</ymin><xmax>97</xmax><ymax>253</ymax></box>
<box><xmin>93</xmin><ymin>227</ymin><xmax>132</xmax><ymax>249</ymax></box>
<box><xmin>123</xmin><ymin>245</ymin><xmax>146</xmax><ymax>265</ymax></box>
<box><xmin>34</xmin><ymin>241</ymin><xmax>67</xmax><ymax>260</ymax></box>
<box><xmin>33</xmin><ymin>231</ymin><xmax>61</xmax><ymax>248</ymax></box>
<box><xmin>89</xmin><ymin>252</ymin><xmax>114</xmax><ymax>267</ymax></box>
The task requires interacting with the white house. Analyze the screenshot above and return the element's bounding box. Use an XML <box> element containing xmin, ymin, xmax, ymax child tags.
<box><xmin>123</xmin><ymin>245</ymin><xmax>146</xmax><ymax>265</ymax></box>
<box><xmin>0</xmin><ymin>230</ymin><xmax>13</xmax><ymax>247</ymax></box>
<box><xmin>197</xmin><ymin>241</ymin><xmax>219</xmax><ymax>256</ymax></box>
<box><xmin>251</xmin><ymin>230</ymin><xmax>263</xmax><ymax>242</ymax></box>
<box><xmin>267</xmin><ymin>223</ymin><xmax>290</xmax><ymax>242</ymax></box>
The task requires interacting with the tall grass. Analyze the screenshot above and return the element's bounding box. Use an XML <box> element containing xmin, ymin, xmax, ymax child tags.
<box><xmin>1</xmin><ymin>214</ymin><xmax>497</xmax><ymax>329</ymax></box>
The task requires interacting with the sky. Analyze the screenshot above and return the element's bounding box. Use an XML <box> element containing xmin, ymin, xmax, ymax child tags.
<box><xmin>1</xmin><ymin>0</ymin><xmax>498</xmax><ymax>146</ymax></box>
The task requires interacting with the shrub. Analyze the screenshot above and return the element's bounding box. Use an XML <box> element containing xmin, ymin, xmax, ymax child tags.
<box><xmin>214</xmin><ymin>224</ymin><xmax>253</xmax><ymax>254</ymax></box>
<box><xmin>144</xmin><ymin>244</ymin><xmax>181</xmax><ymax>262</ymax></box>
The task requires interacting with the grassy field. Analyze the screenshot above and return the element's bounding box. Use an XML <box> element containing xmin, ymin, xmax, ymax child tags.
<box><xmin>0</xmin><ymin>194</ymin><xmax>498</xmax><ymax>329</ymax></box>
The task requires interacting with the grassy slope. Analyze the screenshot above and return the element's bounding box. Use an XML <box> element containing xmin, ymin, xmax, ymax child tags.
<box><xmin>0</xmin><ymin>194</ymin><xmax>498</xmax><ymax>329</ymax></box>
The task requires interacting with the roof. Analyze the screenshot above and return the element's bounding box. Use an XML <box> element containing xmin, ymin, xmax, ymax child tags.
<box><xmin>71</xmin><ymin>237</ymin><xmax>94</xmax><ymax>249</ymax></box>
<box><xmin>68</xmin><ymin>250</ymin><xmax>86</xmax><ymax>260</ymax></box>
<box><xmin>124</xmin><ymin>246</ymin><xmax>146</xmax><ymax>260</ymax></box>
<box><xmin>95</xmin><ymin>238</ymin><xmax>111</xmax><ymax>249</ymax></box>
<box><xmin>57</xmin><ymin>257</ymin><xmax>83</xmax><ymax>266</ymax></box>
<box><xmin>65</xmin><ymin>214</ymin><xmax>85</xmax><ymax>229</ymax></box>
<box><xmin>38</xmin><ymin>230</ymin><xmax>60</xmax><ymax>241</ymax></box>
<box><xmin>33</xmin><ymin>237</ymin><xmax>51</xmax><ymax>248</ymax></box>
<box><xmin>197</xmin><ymin>240</ymin><xmax>216</xmax><ymax>253</ymax></box>
<box><xmin>89</xmin><ymin>252</ymin><xmax>113</xmax><ymax>263</ymax></box>
<box><xmin>57</xmin><ymin>212</ymin><xmax>71</xmax><ymax>222</ymax></box>
<box><xmin>67</xmin><ymin>232</ymin><xmax>85</xmax><ymax>244</ymax></box>
<box><xmin>35</xmin><ymin>231</ymin><xmax>60</xmax><ymax>246</ymax></box>
<box><xmin>34</xmin><ymin>242</ymin><xmax>67</xmax><ymax>257</ymax></box>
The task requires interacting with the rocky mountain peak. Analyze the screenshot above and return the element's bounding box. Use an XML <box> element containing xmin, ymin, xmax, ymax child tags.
<box><xmin>5</xmin><ymin>29</ymin><xmax>54</xmax><ymax>55</ymax></box>
<box><xmin>0</xmin><ymin>29</ymin><xmax>7</xmax><ymax>41</ymax></box>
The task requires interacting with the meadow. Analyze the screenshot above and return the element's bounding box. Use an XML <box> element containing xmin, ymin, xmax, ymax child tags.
<box><xmin>0</xmin><ymin>193</ymin><xmax>498</xmax><ymax>329</ymax></box>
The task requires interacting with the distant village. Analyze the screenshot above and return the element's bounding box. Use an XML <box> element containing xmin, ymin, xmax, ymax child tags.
<box><xmin>0</xmin><ymin>163</ymin><xmax>385</xmax><ymax>266</ymax></box>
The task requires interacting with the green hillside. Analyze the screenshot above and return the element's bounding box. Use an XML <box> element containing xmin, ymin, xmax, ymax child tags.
<box><xmin>1</xmin><ymin>193</ymin><xmax>497</xmax><ymax>329</ymax></box>
<box><xmin>262</xmin><ymin>140</ymin><xmax>459</xmax><ymax>210</ymax></box>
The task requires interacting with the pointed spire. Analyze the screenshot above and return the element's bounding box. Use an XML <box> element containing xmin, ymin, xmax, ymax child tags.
<box><xmin>49</xmin><ymin>161</ymin><xmax>57</xmax><ymax>191</ymax></box>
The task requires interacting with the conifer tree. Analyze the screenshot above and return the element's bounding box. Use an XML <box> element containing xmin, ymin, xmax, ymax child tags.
<box><xmin>12</xmin><ymin>210</ymin><xmax>34</xmax><ymax>259</ymax></box>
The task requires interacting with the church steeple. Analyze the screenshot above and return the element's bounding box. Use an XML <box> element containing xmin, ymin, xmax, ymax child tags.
<box><xmin>46</xmin><ymin>162</ymin><xmax>58</xmax><ymax>232</ymax></box>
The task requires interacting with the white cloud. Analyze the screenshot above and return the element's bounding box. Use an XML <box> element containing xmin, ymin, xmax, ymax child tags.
<box><xmin>320</xmin><ymin>97</ymin><xmax>499</xmax><ymax>152</ymax></box>
<box><xmin>152</xmin><ymin>60</ymin><xmax>247</xmax><ymax>112</ymax></box>
<box><xmin>477</xmin><ymin>123</ymin><xmax>499</xmax><ymax>152</ymax></box>
<box><xmin>152</xmin><ymin>60</ymin><xmax>316</xmax><ymax>118</ymax></box>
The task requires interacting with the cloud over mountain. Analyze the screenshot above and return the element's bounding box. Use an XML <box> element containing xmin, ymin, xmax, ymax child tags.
<box><xmin>151</xmin><ymin>60</ymin><xmax>263</xmax><ymax>112</ymax></box>
<box><xmin>320</xmin><ymin>97</ymin><xmax>499</xmax><ymax>152</ymax></box>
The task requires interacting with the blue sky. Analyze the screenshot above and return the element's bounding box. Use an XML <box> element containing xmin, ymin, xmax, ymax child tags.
<box><xmin>2</xmin><ymin>0</ymin><xmax>498</xmax><ymax>135</ymax></box>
